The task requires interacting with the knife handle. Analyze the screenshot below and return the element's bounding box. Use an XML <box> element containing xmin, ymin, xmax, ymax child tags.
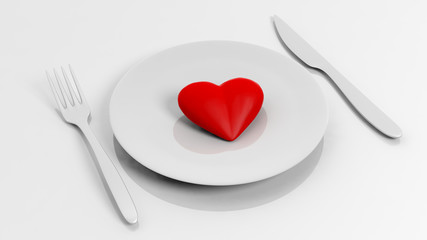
<box><xmin>322</xmin><ymin>65</ymin><xmax>402</xmax><ymax>138</ymax></box>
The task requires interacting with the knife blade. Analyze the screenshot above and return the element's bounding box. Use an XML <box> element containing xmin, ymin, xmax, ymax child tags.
<box><xmin>273</xmin><ymin>15</ymin><xmax>402</xmax><ymax>138</ymax></box>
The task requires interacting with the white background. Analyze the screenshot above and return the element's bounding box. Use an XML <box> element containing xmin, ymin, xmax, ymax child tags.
<box><xmin>0</xmin><ymin>0</ymin><xmax>426</xmax><ymax>239</ymax></box>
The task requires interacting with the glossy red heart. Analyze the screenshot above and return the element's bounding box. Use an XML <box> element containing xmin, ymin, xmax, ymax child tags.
<box><xmin>178</xmin><ymin>78</ymin><xmax>264</xmax><ymax>141</ymax></box>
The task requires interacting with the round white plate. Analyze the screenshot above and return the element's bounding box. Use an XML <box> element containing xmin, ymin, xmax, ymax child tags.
<box><xmin>110</xmin><ymin>41</ymin><xmax>328</xmax><ymax>186</ymax></box>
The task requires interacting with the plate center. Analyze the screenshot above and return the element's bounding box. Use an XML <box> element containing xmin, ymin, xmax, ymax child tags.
<box><xmin>173</xmin><ymin>108</ymin><xmax>268</xmax><ymax>154</ymax></box>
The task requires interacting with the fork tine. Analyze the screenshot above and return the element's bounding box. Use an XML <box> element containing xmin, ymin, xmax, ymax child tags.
<box><xmin>54</xmin><ymin>68</ymin><xmax>72</xmax><ymax>107</ymax></box>
<box><xmin>61</xmin><ymin>66</ymin><xmax>77</xmax><ymax>105</ymax></box>
<box><xmin>46</xmin><ymin>71</ymin><xmax>66</xmax><ymax>110</ymax></box>
<box><xmin>68</xmin><ymin>65</ymin><xmax>85</xmax><ymax>103</ymax></box>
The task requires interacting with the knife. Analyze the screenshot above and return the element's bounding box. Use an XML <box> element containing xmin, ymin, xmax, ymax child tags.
<box><xmin>273</xmin><ymin>15</ymin><xmax>402</xmax><ymax>138</ymax></box>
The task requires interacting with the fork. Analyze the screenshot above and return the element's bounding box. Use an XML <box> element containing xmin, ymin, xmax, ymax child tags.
<box><xmin>46</xmin><ymin>65</ymin><xmax>138</xmax><ymax>224</ymax></box>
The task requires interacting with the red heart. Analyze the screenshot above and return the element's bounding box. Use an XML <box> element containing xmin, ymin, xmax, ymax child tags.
<box><xmin>178</xmin><ymin>78</ymin><xmax>264</xmax><ymax>141</ymax></box>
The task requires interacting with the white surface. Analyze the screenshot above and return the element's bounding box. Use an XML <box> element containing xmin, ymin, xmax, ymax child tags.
<box><xmin>110</xmin><ymin>41</ymin><xmax>328</xmax><ymax>185</ymax></box>
<box><xmin>0</xmin><ymin>0</ymin><xmax>426</xmax><ymax>239</ymax></box>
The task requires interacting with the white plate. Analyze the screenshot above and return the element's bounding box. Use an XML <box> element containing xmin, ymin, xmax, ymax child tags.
<box><xmin>110</xmin><ymin>41</ymin><xmax>328</xmax><ymax>186</ymax></box>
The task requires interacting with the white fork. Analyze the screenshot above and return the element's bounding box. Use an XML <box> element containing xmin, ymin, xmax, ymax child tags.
<box><xmin>47</xmin><ymin>65</ymin><xmax>138</xmax><ymax>224</ymax></box>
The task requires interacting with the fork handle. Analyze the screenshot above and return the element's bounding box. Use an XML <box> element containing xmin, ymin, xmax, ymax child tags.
<box><xmin>79</xmin><ymin>122</ymin><xmax>138</xmax><ymax>224</ymax></box>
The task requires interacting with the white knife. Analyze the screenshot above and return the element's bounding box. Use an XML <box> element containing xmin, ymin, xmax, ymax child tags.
<box><xmin>273</xmin><ymin>15</ymin><xmax>402</xmax><ymax>138</ymax></box>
